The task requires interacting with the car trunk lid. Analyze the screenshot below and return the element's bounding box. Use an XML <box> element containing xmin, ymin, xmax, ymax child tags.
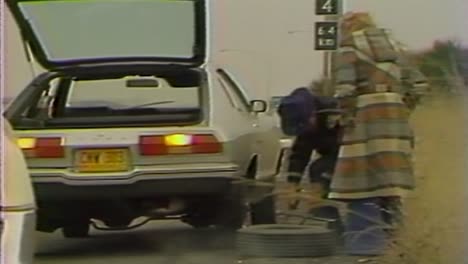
<box><xmin>6</xmin><ymin>0</ymin><xmax>207</xmax><ymax>72</ymax></box>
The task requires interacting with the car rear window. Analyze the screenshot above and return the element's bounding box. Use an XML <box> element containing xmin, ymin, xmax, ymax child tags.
<box><xmin>17</xmin><ymin>70</ymin><xmax>205</xmax><ymax>129</ymax></box>
<box><xmin>63</xmin><ymin>78</ymin><xmax>200</xmax><ymax>116</ymax></box>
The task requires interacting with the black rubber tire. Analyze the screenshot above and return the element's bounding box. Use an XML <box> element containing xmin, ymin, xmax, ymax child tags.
<box><xmin>236</xmin><ymin>224</ymin><xmax>338</xmax><ymax>257</ymax></box>
<box><xmin>215</xmin><ymin>187</ymin><xmax>248</xmax><ymax>230</ymax></box>
<box><xmin>62</xmin><ymin>220</ymin><xmax>90</xmax><ymax>238</ymax></box>
<box><xmin>250</xmin><ymin>195</ymin><xmax>276</xmax><ymax>225</ymax></box>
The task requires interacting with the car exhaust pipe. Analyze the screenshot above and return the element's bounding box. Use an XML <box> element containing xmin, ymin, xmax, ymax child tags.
<box><xmin>149</xmin><ymin>198</ymin><xmax>186</xmax><ymax>216</ymax></box>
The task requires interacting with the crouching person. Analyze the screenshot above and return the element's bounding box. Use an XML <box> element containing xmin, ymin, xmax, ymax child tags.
<box><xmin>277</xmin><ymin>87</ymin><xmax>342</xmax><ymax>225</ymax></box>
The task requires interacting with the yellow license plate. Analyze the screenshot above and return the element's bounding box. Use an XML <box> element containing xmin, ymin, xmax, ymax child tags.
<box><xmin>75</xmin><ymin>149</ymin><xmax>129</xmax><ymax>172</ymax></box>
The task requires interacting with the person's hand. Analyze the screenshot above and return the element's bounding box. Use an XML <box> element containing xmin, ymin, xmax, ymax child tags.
<box><xmin>326</xmin><ymin>114</ymin><xmax>341</xmax><ymax>129</ymax></box>
<box><xmin>285</xmin><ymin>182</ymin><xmax>302</xmax><ymax>210</ymax></box>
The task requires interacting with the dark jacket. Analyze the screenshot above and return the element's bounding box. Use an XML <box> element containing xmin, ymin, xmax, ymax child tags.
<box><xmin>286</xmin><ymin>102</ymin><xmax>341</xmax><ymax>184</ymax></box>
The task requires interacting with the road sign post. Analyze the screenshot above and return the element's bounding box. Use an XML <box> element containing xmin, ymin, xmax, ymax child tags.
<box><xmin>315</xmin><ymin>0</ymin><xmax>343</xmax><ymax>94</ymax></box>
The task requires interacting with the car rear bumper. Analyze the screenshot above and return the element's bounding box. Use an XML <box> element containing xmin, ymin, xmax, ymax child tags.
<box><xmin>33</xmin><ymin>176</ymin><xmax>238</xmax><ymax>200</ymax></box>
<box><xmin>29</xmin><ymin>163</ymin><xmax>241</xmax><ymax>200</ymax></box>
<box><xmin>1</xmin><ymin>209</ymin><xmax>36</xmax><ymax>264</ymax></box>
<box><xmin>30</xmin><ymin>162</ymin><xmax>239</xmax><ymax>184</ymax></box>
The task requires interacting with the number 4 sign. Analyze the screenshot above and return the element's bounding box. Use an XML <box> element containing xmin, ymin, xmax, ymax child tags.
<box><xmin>315</xmin><ymin>0</ymin><xmax>339</xmax><ymax>15</ymax></box>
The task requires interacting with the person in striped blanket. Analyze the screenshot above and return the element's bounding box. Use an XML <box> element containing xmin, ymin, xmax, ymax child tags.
<box><xmin>329</xmin><ymin>12</ymin><xmax>428</xmax><ymax>254</ymax></box>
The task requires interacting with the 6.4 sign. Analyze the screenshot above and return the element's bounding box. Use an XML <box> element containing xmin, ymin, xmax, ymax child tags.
<box><xmin>315</xmin><ymin>22</ymin><xmax>338</xmax><ymax>50</ymax></box>
<box><xmin>315</xmin><ymin>0</ymin><xmax>339</xmax><ymax>15</ymax></box>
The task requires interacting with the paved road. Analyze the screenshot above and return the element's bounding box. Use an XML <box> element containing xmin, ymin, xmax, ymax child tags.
<box><xmin>34</xmin><ymin>220</ymin><xmax>370</xmax><ymax>264</ymax></box>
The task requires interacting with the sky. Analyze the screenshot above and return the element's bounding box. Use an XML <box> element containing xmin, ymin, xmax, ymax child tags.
<box><xmin>3</xmin><ymin>0</ymin><xmax>467</xmax><ymax>99</ymax></box>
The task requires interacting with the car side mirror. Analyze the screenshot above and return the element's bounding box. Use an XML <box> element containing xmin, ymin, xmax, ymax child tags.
<box><xmin>250</xmin><ymin>100</ymin><xmax>267</xmax><ymax>113</ymax></box>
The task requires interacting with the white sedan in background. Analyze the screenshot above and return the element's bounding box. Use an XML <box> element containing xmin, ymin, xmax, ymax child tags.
<box><xmin>1</xmin><ymin>116</ymin><xmax>36</xmax><ymax>264</ymax></box>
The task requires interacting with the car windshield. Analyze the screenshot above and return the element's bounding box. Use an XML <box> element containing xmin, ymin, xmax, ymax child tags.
<box><xmin>17</xmin><ymin>0</ymin><xmax>198</xmax><ymax>62</ymax></box>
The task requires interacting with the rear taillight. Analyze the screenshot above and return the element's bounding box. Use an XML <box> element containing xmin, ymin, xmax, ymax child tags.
<box><xmin>16</xmin><ymin>137</ymin><xmax>64</xmax><ymax>158</ymax></box>
<box><xmin>139</xmin><ymin>134</ymin><xmax>222</xmax><ymax>156</ymax></box>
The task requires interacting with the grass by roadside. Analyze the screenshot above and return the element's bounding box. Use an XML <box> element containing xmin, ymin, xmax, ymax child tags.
<box><xmin>379</xmin><ymin>93</ymin><xmax>468</xmax><ymax>263</ymax></box>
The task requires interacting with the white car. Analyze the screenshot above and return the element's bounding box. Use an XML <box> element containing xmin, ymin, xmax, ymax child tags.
<box><xmin>1</xmin><ymin>116</ymin><xmax>36</xmax><ymax>264</ymax></box>
<box><xmin>5</xmin><ymin>0</ymin><xmax>285</xmax><ymax>237</ymax></box>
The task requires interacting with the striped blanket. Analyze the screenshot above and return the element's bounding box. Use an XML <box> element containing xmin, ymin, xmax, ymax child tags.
<box><xmin>328</xmin><ymin>92</ymin><xmax>415</xmax><ymax>199</ymax></box>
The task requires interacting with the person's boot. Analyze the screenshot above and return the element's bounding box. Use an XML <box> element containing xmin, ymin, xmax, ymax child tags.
<box><xmin>309</xmin><ymin>205</ymin><xmax>343</xmax><ymax>232</ymax></box>
<box><xmin>381</xmin><ymin>198</ymin><xmax>403</xmax><ymax>236</ymax></box>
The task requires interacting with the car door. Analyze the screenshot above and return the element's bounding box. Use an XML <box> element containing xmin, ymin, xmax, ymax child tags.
<box><xmin>252</xmin><ymin>101</ymin><xmax>283</xmax><ymax>181</ymax></box>
<box><xmin>214</xmin><ymin>68</ymin><xmax>282</xmax><ymax>181</ymax></box>
<box><xmin>213</xmin><ymin>67</ymin><xmax>260</xmax><ymax>163</ymax></box>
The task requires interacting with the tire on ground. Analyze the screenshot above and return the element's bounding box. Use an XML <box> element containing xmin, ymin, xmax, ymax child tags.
<box><xmin>236</xmin><ymin>224</ymin><xmax>338</xmax><ymax>257</ymax></box>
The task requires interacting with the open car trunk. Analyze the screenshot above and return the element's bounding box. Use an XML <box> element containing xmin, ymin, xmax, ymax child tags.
<box><xmin>6</xmin><ymin>0</ymin><xmax>207</xmax><ymax>71</ymax></box>
<box><xmin>5</xmin><ymin>67</ymin><xmax>207</xmax><ymax>129</ymax></box>
<box><xmin>5</xmin><ymin>0</ymin><xmax>209</xmax><ymax>129</ymax></box>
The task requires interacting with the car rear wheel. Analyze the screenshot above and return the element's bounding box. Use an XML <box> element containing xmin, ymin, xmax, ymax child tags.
<box><xmin>250</xmin><ymin>195</ymin><xmax>276</xmax><ymax>225</ymax></box>
<box><xmin>62</xmin><ymin>220</ymin><xmax>90</xmax><ymax>238</ymax></box>
<box><xmin>184</xmin><ymin>217</ymin><xmax>213</xmax><ymax>229</ymax></box>
<box><xmin>215</xmin><ymin>187</ymin><xmax>248</xmax><ymax>230</ymax></box>
<box><xmin>243</xmin><ymin>160</ymin><xmax>276</xmax><ymax>225</ymax></box>
<box><xmin>182</xmin><ymin>210</ymin><xmax>216</xmax><ymax>229</ymax></box>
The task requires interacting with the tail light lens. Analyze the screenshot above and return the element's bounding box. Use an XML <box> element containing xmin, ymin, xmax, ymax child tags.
<box><xmin>139</xmin><ymin>134</ymin><xmax>222</xmax><ymax>156</ymax></box>
<box><xmin>16</xmin><ymin>137</ymin><xmax>64</xmax><ymax>158</ymax></box>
